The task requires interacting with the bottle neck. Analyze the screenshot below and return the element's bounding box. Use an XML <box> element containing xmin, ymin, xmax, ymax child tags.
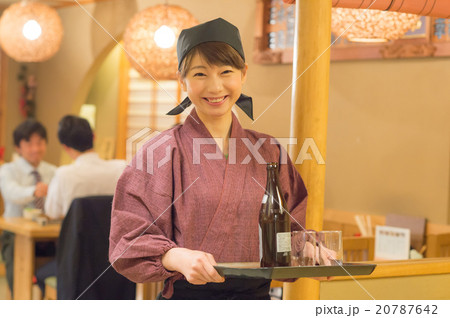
<box><xmin>265</xmin><ymin>165</ymin><xmax>285</xmax><ymax>208</ymax></box>
<box><xmin>266</xmin><ymin>167</ymin><xmax>279</xmax><ymax>189</ymax></box>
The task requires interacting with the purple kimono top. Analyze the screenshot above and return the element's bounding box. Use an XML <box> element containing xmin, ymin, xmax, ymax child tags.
<box><xmin>109</xmin><ymin>109</ymin><xmax>307</xmax><ymax>298</ymax></box>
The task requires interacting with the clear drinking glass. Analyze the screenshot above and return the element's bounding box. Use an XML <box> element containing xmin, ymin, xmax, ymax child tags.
<box><xmin>317</xmin><ymin>230</ymin><xmax>343</xmax><ymax>266</ymax></box>
<box><xmin>291</xmin><ymin>230</ymin><xmax>317</xmax><ymax>266</ymax></box>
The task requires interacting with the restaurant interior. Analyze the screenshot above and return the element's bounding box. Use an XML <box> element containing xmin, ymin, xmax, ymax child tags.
<box><xmin>0</xmin><ymin>0</ymin><xmax>449</xmax><ymax>300</ymax></box>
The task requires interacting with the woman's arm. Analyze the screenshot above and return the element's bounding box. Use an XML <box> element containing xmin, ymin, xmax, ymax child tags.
<box><xmin>109</xmin><ymin>166</ymin><xmax>224</xmax><ymax>284</ymax></box>
<box><xmin>109</xmin><ymin>166</ymin><xmax>178</xmax><ymax>283</ymax></box>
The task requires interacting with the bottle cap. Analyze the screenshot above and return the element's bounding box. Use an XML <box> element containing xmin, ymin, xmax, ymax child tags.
<box><xmin>267</xmin><ymin>162</ymin><xmax>278</xmax><ymax>169</ymax></box>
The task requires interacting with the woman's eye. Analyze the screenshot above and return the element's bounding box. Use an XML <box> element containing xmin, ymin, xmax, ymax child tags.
<box><xmin>193</xmin><ymin>72</ymin><xmax>206</xmax><ymax>77</ymax></box>
<box><xmin>222</xmin><ymin>70</ymin><xmax>233</xmax><ymax>74</ymax></box>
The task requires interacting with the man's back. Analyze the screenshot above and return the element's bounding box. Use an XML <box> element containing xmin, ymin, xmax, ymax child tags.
<box><xmin>45</xmin><ymin>152</ymin><xmax>126</xmax><ymax>219</ymax></box>
<box><xmin>0</xmin><ymin>157</ymin><xmax>56</xmax><ymax>217</ymax></box>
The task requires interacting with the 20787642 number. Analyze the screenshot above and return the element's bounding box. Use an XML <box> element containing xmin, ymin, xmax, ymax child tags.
<box><xmin>375</xmin><ymin>305</ymin><xmax>438</xmax><ymax>315</ymax></box>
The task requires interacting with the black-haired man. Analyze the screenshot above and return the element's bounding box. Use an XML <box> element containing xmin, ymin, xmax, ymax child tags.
<box><xmin>0</xmin><ymin>119</ymin><xmax>56</xmax><ymax>293</ymax></box>
<box><xmin>36</xmin><ymin>115</ymin><xmax>126</xmax><ymax>295</ymax></box>
<box><xmin>44</xmin><ymin>115</ymin><xmax>126</xmax><ymax>219</ymax></box>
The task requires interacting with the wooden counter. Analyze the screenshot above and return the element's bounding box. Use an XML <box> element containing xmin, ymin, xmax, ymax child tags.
<box><xmin>284</xmin><ymin>258</ymin><xmax>450</xmax><ymax>300</ymax></box>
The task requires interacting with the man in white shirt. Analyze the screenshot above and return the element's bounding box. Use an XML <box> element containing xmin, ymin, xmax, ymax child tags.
<box><xmin>37</xmin><ymin>115</ymin><xmax>126</xmax><ymax>295</ymax></box>
<box><xmin>0</xmin><ymin>119</ymin><xmax>56</xmax><ymax>293</ymax></box>
<box><xmin>44</xmin><ymin>115</ymin><xmax>126</xmax><ymax>220</ymax></box>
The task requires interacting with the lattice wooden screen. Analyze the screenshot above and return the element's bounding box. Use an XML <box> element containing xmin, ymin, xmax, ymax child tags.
<box><xmin>254</xmin><ymin>0</ymin><xmax>450</xmax><ymax>63</ymax></box>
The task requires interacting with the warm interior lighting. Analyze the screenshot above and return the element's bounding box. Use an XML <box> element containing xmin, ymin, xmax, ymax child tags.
<box><xmin>22</xmin><ymin>19</ymin><xmax>42</xmax><ymax>40</ymax></box>
<box><xmin>154</xmin><ymin>25</ymin><xmax>176</xmax><ymax>49</ymax></box>
<box><xmin>123</xmin><ymin>4</ymin><xmax>197</xmax><ymax>80</ymax></box>
<box><xmin>0</xmin><ymin>1</ymin><xmax>64</xmax><ymax>62</ymax></box>
<box><xmin>331</xmin><ymin>8</ymin><xmax>421</xmax><ymax>43</ymax></box>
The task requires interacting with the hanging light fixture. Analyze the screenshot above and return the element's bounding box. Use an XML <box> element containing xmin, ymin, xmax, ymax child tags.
<box><xmin>0</xmin><ymin>1</ymin><xmax>64</xmax><ymax>62</ymax></box>
<box><xmin>154</xmin><ymin>25</ymin><xmax>176</xmax><ymax>49</ymax></box>
<box><xmin>123</xmin><ymin>3</ymin><xmax>197</xmax><ymax>80</ymax></box>
<box><xmin>331</xmin><ymin>8</ymin><xmax>421</xmax><ymax>43</ymax></box>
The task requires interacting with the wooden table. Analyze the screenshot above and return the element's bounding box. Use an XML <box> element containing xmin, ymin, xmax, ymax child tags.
<box><xmin>0</xmin><ymin>217</ymin><xmax>60</xmax><ymax>299</ymax></box>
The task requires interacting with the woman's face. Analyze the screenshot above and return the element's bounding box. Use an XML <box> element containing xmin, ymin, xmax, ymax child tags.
<box><xmin>180</xmin><ymin>53</ymin><xmax>247</xmax><ymax>122</ymax></box>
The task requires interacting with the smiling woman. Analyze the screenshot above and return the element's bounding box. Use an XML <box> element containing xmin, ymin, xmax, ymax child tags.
<box><xmin>179</xmin><ymin>44</ymin><xmax>247</xmax><ymax>128</ymax></box>
<box><xmin>108</xmin><ymin>17</ymin><xmax>308</xmax><ymax>300</ymax></box>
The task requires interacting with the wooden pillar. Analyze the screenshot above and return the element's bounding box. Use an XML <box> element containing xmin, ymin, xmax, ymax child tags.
<box><xmin>284</xmin><ymin>0</ymin><xmax>332</xmax><ymax>300</ymax></box>
<box><xmin>116</xmin><ymin>47</ymin><xmax>130</xmax><ymax>160</ymax></box>
<box><xmin>0</xmin><ymin>49</ymin><xmax>8</xmax><ymax>155</ymax></box>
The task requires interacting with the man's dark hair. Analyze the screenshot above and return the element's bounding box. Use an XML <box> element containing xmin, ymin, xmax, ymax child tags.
<box><xmin>13</xmin><ymin>119</ymin><xmax>48</xmax><ymax>147</ymax></box>
<box><xmin>58</xmin><ymin>115</ymin><xmax>93</xmax><ymax>152</ymax></box>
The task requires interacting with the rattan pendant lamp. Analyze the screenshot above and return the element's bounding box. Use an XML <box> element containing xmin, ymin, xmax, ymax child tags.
<box><xmin>0</xmin><ymin>0</ymin><xmax>64</xmax><ymax>62</ymax></box>
<box><xmin>331</xmin><ymin>8</ymin><xmax>420</xmax><ymax>43</ymax></box>
<box><xmin>282</xmin><ymin>0</ymin><xmax>421</xmax><ymax>43</ymax></box>
<box><xmin>123</xmin><ymin>1</ymin><xmax>198</xmax><ymax>80</ymax></box>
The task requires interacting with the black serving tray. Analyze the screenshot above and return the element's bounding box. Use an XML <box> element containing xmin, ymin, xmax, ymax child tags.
<box><xmin>214</xmin><ymin>262</ymin><xmax>376</xmax><ymax>279</ymax></box>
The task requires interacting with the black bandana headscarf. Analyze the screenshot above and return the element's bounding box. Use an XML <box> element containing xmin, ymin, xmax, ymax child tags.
<box><xmin>166</xmin><ymin>18</ymin><xmax>253</xmax><ymax>120</ymax></box>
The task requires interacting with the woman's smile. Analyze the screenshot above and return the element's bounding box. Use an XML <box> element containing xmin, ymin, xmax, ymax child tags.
<box><xmin>203</xmin><ymin>96</ymin><xmax>228</xmax><ymax>106</ymax></box>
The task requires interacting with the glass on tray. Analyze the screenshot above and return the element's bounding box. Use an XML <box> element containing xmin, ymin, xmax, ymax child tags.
<box><xmin>291</xmin><ymin>230</ymin><xmax>317</xmax><ymax>266</ymax></box>
<box><xmin>317</xmin><ymin>230</ymin><xmax>343</xmax><ymax>266</ymax></box>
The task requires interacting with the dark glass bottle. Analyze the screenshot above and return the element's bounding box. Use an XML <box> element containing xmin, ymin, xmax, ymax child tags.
<box><xmin>259</xmin><ymin>162</ymin><xmax>291</xmax><ymax>267</ymax></box>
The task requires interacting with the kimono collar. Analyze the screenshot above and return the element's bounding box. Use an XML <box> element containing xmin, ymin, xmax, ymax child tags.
<box><xmin>182</xmin><ymin>108</ymin><xmax>246</xmax><ymax>140</ymax></box>
<box><xmin>166</xmin><ymin>94</ymin><xmax>253</xmax><ymax>120</ymax></box>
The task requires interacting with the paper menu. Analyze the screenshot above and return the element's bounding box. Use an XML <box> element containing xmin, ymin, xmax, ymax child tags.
<box><xmin>375</xmin><ymin>225</ymin><xmax>410</xmax><ymax>260</ymax></box>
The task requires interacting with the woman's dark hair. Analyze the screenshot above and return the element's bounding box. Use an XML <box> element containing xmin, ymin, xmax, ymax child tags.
<box><xmin>13</xmin><ymin>119</ymin><xmax>48</xmax><ymax>146</ymax></box>
<box><xmin>179</xmin><ymin>41</ymin><xmax>245</xmax><ymax>78</ymax></box>
<box><xmin>58</xmin><ymin>115</ymin><xmax>93</xmax><ymax>152</ymax></box>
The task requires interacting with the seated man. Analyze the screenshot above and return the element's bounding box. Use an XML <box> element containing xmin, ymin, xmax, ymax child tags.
<box><xmin>0</xmin><ymin>119</ymin><xmax>56</xmax><ymax>294</ymax></box>
<box><xmin>36</xmin><ymin>115</ymin><xmax>126</xmax><ymax>295</ymax></box>
<box><xmin>44</xmin><ymin>115</ymin><xmax>126</xmax><ymax>219</ymax></box>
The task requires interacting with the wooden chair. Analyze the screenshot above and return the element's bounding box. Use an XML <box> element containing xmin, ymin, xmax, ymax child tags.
<box><xmin>426</xmin><ymin>233</ymin><xmax>450</xmax><ymax>257</ymax></box>
<box><xmin>343</xmin><ymin>236</ymin><xmax>375</xmax><ymax>262</ymax></box>
<box><xmin>136</xmin><ymin>281</ymin><xmax>165</xmax><ymax>300</ymax></box>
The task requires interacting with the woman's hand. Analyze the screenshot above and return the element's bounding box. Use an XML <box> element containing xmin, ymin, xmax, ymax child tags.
<box><xmin>310</xmin><ymin>243</ymin><xmax>337</xmax><ymax>281</ymax></box>
<box><xmin>162</xmin><ymin>247</ymin><xmax>225</xmax><ymax>285</ymax></box>
<box><xmin>316</xmin><ymin>244</ymin><xmax>337</xmax><ymax>266</ymax></box>
<box><xmin>303</xmin><ymin>241</ymin><xmax>316</xmax><ymax>261</ymax></box>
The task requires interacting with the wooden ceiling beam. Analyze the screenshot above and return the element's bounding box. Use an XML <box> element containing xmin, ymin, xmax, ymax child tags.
<box><xmin>0</xmin><ymin>0</ymin><xmax>115</xmax><ymax>10</ymax></box>
<box><xmin>51</xmin><ymin>0</ymin><xmax>115</xmax><ymax>9</ymax></box>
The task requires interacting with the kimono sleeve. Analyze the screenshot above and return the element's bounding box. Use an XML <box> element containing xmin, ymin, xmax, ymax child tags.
<box><xmin>109</xmin><ymin>162</ymin><xmax>178</xmax><ymax>283</ymax></box>
<box><xmin>278</xmin><ymin>149</ymin><xmax>308</xmax><ymax>232</ymax></box>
